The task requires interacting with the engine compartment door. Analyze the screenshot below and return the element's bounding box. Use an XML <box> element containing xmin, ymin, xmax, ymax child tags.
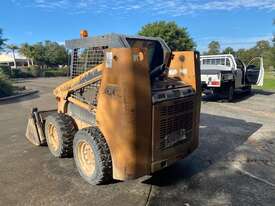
<box><xmin>245</xmin><ymin>57</ymin><xmax>264</xmax><ymax>86</ymax></box>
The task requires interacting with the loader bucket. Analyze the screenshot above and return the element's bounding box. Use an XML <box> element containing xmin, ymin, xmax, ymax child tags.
<box><xmin>26</xmin><ymin>115</ymin><xmax>42</xmax><ymax>146</ymax></box>
<box><xmin>25</xmin><ymin>108</ymin><xmax>57</xmax><ymax>146</ymax></box>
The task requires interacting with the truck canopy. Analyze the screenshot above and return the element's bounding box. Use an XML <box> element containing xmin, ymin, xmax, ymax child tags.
<box><xmin>200</xmin><ymin>54</ymin><xmax>235</xmax><ymax>71</ymax></box>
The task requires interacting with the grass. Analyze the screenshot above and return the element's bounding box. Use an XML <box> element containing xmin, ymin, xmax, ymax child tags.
<box><xmin>255</xmin><ymin>72</ymin><xmax>275</xmax><ymax>91</ymax></box>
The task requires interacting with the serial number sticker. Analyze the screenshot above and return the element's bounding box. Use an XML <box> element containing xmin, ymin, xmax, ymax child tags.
<box><xmin>106</xmin><ymin>52</ymin><xmax>112</xmax><ymax>69</ymax></box>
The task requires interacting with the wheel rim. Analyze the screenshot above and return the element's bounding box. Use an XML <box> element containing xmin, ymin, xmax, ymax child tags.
<box><xmin>77</xmin><ymin>140</ymin><xmax>95</xmax><ymax>176</ymax></box>
<box><xmin>48</xmin><ymin>123</ymin><xmax>59</xmax><ymax>151</ymax></box>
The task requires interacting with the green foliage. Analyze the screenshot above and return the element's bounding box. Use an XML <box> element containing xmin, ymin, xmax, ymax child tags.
<box><xmin>208</xmin><ymin>41</ymin><xmax>220</xmax><ymax>55</ymax></box>
<box><xmin>255</xmin><ymin>72</ymin><xmax>275</xmax><ymax>91</ymax></box>
<box><xmin>0</xmin><ymin>65</ymin><xmax>11</xmax><ymax>76</ymax></box>
<box><xmin>223</xmin><ymin>47</ymin><xmax>235</xmax><ymax>55</ymax></box>
<box><xmin>43</xmin><ymin>67</ymin><xmax>69</xmax><ymax>77</ymax></box>
<box><xmin>27</xmin><ymin>65</ymin><xmax>42</xmax><ymax>77</ymax></box>
<box><xmin>8</xmin><ymin>66</ymin><xmax>42</xmax><ymax>78</ymax></box>
<box><xmin>9</xmin><ymin>67</ymin><xmax>68</xmax><ymax>78</ymax></box>
<box><xmin>33</xmin><ymin>42</ymin><xmax>46</xmax><ymax>66</ymax></box>
<box><xmin>19</xmin><ymin>41</ymin><xmax>68</xmax><ymax>68</ymax></box>
<box><xmin>235</xmin><ymin>40</ymin><xmax>275</xmax><ymax>71</ymax></box>
<box><xmin>19</xmin><ymin>43</ymin><xmax>34</xmax><ymax>64</ymax></box>
<box><xmin>0</xmin><ymin>28</ymin><xmax>7</xmax><ymax>51</ymax></box>
<box><xmin>11</xmin><ymin>69</ymin><xmax>33</xmax><ymax>78</ymax></box>
<box><xmin>44</xmin><ymin>41</ymin><xmax>68</xmax><ymax>67</ymax></box>
<box><xmin>6</xmin><ymin>44</ymin><xmax>19</xmax><ymax>51</ymax></box>
<box><xmin>273</xmin><ymin>19</ymin><xmax>275</xmax><ymax>45</ymax></box>
<box><xmin>0</xmin><ymin>72</ymin><xmax>14</xmax><ymax>97</ymax></box>
<box><xmin>138</xmin><ymin>21</ymin><xmax>196</xmax><ymax>51</ymax></box>
<box><xmin>255</xmin><ymin>40</ymin><xmax>270</xmax><ymax>50</ymax></box>
<box><xmin>6</xmin><ymin>44</ymin><xmax>19</xmax><ymax>69</ymax></box>
<box><xmin>235</xmin><ymin>49</ymin><xmax>255</xmax><ymax>63</ymax></box>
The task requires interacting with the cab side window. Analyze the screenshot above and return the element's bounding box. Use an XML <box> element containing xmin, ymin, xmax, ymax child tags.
<box><xmin>236</xmin><ymin>59</ymin><xmax>245</xmax><ymax>70</ymax></box>
<box><xmin>226</xmin><ymin>58</ymin><xmax>231</xmax><ymax>67</ymax></box>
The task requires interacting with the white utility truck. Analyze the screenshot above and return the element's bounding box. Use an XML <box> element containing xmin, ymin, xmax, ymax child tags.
<box><xmin>200</xmin><ymin>54</ymin><xmax>264</xmax><ymax>101</ymax></box>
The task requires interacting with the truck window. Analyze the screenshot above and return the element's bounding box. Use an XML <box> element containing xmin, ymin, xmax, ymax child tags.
<box><xmin>226</xmin><ymin>59</ymin><xmax>231</xmax><ymax>67</ymax></box>
<box><xmin>202</xmin><ymin>58</ymin><xmax>226</xmax><ymax>66</ymax></box>
<box><xmin>236</xmin><ymin>59</ymin><xmax>245</xmax><ymax>70</ymax></box>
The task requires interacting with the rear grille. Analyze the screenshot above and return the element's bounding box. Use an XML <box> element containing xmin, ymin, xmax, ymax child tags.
<box><xmin>159</xmin><ymin>100</ymin><xmax>193</xmax><ymax>117</ymax></box>
<box><xmin>158</xmin><ymin>100</ymin><xmax>194</xmax><ymax>151</ymax></box>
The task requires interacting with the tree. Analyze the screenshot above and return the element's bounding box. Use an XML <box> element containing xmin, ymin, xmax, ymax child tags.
<box><xmin>19</xmin><ymin>43</ymin><xmax>35</xmax><ymax>66</ymax></box>
<box><xmin>138</xmin><ymin>21</ymin><xmax>196</xmax><ymax>51</ymax></box>
<box><xmin>263</xmin><ymin>47</ymin><xmax>275</xmax><ymax>71</ymax></box>
<box><xmin>44</xmin><ymin>41</ymin><xmax>68</xmax><ymax>67</ymax></box>
<box><xmin>21</xmin><ymin>41</ymin><xmax>68</xmax><ymax>68</ymax></box>
<box><xmin>32</xmin><ymin>42</ymin><xmax>46</xmax><ymax>67</ymax></box>
<box><xmin>235</xmin><ymin>48</ymin><xmax>255</xmax><ymax>64</ymax></box>
<box><xmin>0</xmin><ymin>29</ymin><xmax>7</xmax><ymax>51</ymax></box>
<box><xmin>255</xmin><ymin>40</ymin><xmax>270</xmax><ymax>51</ymax></box>
<box><xmin>223</xmin><ymin>47</ymin><xmax>235</xmax><ymax>55</ymax></box>
<box><xmin>235</xmin><ymin>40</ymin><xmax>274</xmax><ymax>71</ymax></box>
<box><xmin>208</xmin><ymin>41</ymin><xmax>220</xmax><ymax>55</ymax></box>
<box><xmin>273</xmin><ymin>19</ymin><xmax>275</xmax><ymax>45</ymax></box>
<box><xmin>6</xmin><ymin>44</ymin><xmax>19</xmax><ymax>69</ymax></box>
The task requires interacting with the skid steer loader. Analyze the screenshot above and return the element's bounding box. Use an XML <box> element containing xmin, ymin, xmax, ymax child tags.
<box><xmin>26</xmin><ymin>31</ymin><xmax>201</xmax><ymax>185</ymax></box>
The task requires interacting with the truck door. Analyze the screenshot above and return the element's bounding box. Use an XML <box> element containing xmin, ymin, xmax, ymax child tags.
<box><xmin>245</xmin><ymin>57</ymin><xmax>264</xmax><ymax>86</ymax></box>
<box><xmin>235</xmin><ymin>58</ymin><xmax>245</xmax><ymax>88</ymax></box>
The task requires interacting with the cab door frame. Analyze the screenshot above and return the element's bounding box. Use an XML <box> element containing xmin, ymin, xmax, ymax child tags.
<box><xmin>246</xmin><ymin>57</ymin><xmax>264</xmax><ymax>86</ymax></box>
<box><xmin>234</xmin><ymin>58</ymin><xmax>246</xmax><ymax>88</ymax></box>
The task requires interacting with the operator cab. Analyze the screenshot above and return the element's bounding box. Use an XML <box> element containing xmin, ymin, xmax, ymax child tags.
<box><xmin>65</xmin><ymin>33</ymin><xmax>194</xmax><ymax>105</ymax></box>
<box><xmin>65</xmin><ymin>33</ymin><xmax>171</xmax><ymax>79</ymax></box>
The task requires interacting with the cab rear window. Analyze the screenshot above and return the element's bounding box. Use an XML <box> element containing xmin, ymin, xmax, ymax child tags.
<box><xmin>202</xmin><ymin>58</ymin><xmax>231</xmax><ymax>67</ymax></box>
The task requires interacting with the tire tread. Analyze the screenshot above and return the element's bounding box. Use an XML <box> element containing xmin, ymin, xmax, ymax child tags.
<box><xmin>74</xmin><ymin>127</ymin><xmax>112</xmax><ymax>185</ymax></box>
<box><xmin>45</xmin><ymin>113</ymin><xmax>76</xmax><ymax>158</ymax></box>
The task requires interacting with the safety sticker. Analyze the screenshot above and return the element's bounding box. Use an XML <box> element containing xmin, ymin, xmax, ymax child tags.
<box><xmin>106</xmin><ymin>52</ymin><xmax>112</xmax><ymax>69</ymax></box>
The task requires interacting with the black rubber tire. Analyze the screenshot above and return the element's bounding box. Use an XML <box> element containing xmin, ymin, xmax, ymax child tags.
<box><xmin>73</xmin><ymin>127</ymin><xmax>112</xmax><ymax>185</ymax></box>
<box><xmin>45</xmin><ymin>114</ymin><xmax>76</xmax><ymax>158</ymax></box>
<box><xmin>227</xmin><ymin>84</ymin><xmax>235</xmax><ymax>102</ymax></box>
<box><xmin>243</xmin><ymin>85</ymin><xmax>252</xmax><ymax>94</ymax></box>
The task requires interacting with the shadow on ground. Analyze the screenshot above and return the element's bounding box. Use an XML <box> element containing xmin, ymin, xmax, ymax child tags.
<box><xmin>143</xmin><ymin>113</ymin><xmax>262</xmax><ymax>187</ymax></box>
<box><xmin>253</xmin><ymin>89</ymin><xmax>275</xmax><ymax>96</ymax></box>
<box><xmin>143</xmin><ymin>113</ymin><xmax>271</xmax><ymax>206</ymax></box>
<box><xmin>202</xmin><ymin>89</ymin><xmax>275</xmax><ymax>103</ymax></box>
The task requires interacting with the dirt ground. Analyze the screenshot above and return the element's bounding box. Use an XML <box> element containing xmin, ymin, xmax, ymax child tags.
<box><xmin>0</xmin><ymin>77</ymin><xmax>274</xmax><ymax>206</ymax></box>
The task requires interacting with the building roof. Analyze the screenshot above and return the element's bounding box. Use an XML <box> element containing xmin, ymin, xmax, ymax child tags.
<box><xmin>0</xmin><ymin>52</ymin><xmax>28</xmax><ymax>62</ymax></box>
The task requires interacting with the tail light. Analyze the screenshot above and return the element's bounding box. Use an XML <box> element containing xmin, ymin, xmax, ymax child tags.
<box><xmin>209</xmin><ymin>81</ymin><xmax>220</xmax><ymax>86</ymax></box>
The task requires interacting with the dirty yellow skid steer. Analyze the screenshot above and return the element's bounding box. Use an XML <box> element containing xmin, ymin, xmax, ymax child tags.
<box><xmin>26</xmin><ymin>32</ymin><xmax>201</xmax><ymax>185</ymax></box>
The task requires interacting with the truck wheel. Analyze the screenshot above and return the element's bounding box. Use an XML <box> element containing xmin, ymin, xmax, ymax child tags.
<box><xmin>45</xmin><ymin>114</ymin><xmax>76</xmax><ymax>158</ymax></box>
<box><xmin>228</xmin><ymin>84</ymin><xmax>234</xmax><ymax>102</ymax></box>
<box><xmin>243</xmin><ymin>85</ymin><xmax>252</xmax><ymax>94</ymax></box>
<box><xmin>73</xmin><ymin>127</ymin><xmax>112</xmax><ymax>185</ymax></box>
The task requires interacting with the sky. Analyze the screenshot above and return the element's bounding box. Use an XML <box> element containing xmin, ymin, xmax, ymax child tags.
<box><xmin>0</xmin><ymin>0</ymin><xmax>274</xmax><ymax>51</ymax></box>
